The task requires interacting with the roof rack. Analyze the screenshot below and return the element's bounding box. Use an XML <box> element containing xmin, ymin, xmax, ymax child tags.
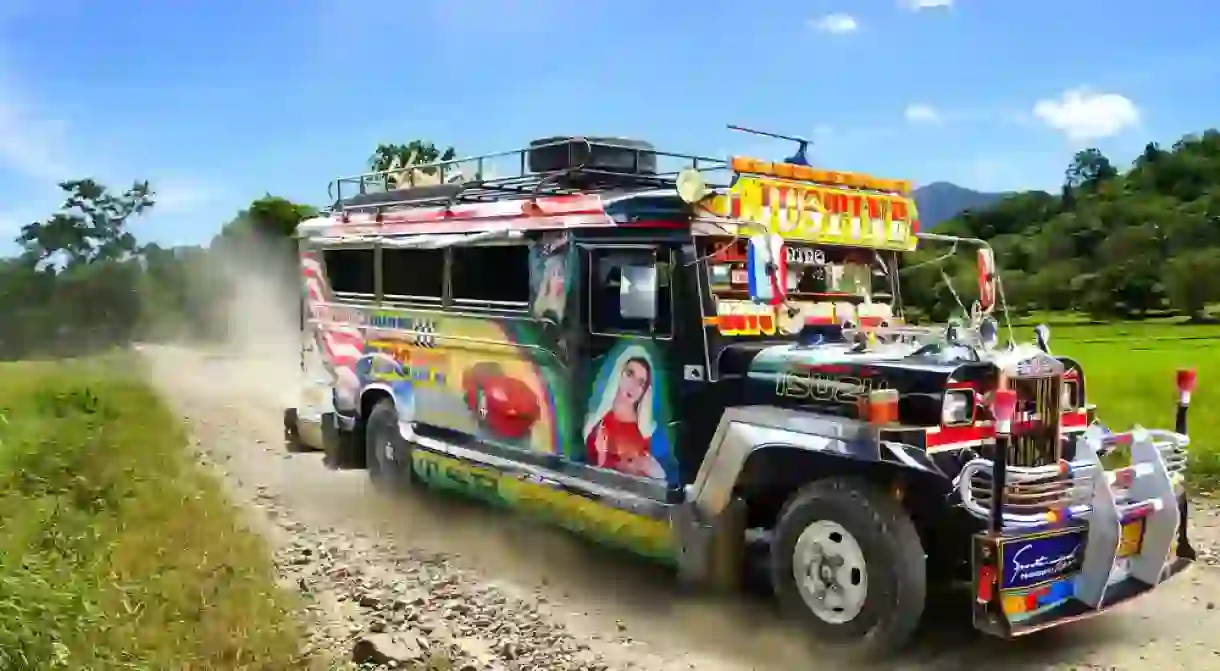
<box><xmin>325</xmin><ymin>137</ymin><xmax>731</xmax><ymax>215</ymax></box>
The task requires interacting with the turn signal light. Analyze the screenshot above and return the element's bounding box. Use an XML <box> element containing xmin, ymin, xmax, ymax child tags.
<box><xmin>861</xmin><ymin>389</ymin><xmax>900</xmax><ymax>425</ymax></box>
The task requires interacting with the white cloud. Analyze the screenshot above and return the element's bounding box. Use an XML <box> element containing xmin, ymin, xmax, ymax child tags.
<box><xmin>901</xmin><ymin>0</ymin><xmax>952</xmax><ymax>9</ymax></box>
<box><xmin>1032</xmin><ymin>89</ymin><xmax>1140</xmax><ymax>142</ymax></box>
<box><xmin>812</xmin><ymin>14</ymin><xmax>858</xmax><ymax>34</ymax></box>
<box><xmin>904</xmin><ymin>103</ymin><xmax>943</xmax><ymax>125</ymax></box>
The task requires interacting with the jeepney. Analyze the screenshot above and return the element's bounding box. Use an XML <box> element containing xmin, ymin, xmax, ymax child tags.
<box><xmin>284</xmin><ymin>134</ymin><xmax>1196</xmax><ymax>657</ymax></box>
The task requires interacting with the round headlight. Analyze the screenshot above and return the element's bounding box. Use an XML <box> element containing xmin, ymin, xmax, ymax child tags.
<box><xmin>942</xmin><ymin>390</ymin><xmax>974</xmax><ymax>424</ymax></box>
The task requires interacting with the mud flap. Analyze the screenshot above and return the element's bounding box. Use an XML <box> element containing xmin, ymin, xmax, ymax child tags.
<box><xmin>321</xmin><ymin>412</ymin><xmax>363</xmax><ymax>470</ymax></box>
<box><xmin>673</xmin><ymin>496</ymin><xmax>747</xmax><ymax>593</ymax></box>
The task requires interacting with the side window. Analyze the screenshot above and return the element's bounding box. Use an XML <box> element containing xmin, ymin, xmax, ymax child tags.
<box><xmin>322</xmin><ymin>248</ymin><xmax>374</xmax><ymax>297</ymax></box>
<box><xmin>589</xmin><ymin>247</ymin><xmax>672</xmax><ymax>336</ymax></box>
<box><xmin>451</xmin><ymin>245</ymin><xmax>531</xmax><ymax>309</ymax></box>
<box><xmin>383</xmin><ymin>248</ymin><xmax>444</xmax><ymax>301</ymax></box>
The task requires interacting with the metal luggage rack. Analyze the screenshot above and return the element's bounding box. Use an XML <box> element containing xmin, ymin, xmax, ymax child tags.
<box><xmin>957</xmin><ymin>426</ymin><xmax>1188</xmax><ymax>532</ymax></box>
<box><xmin>325</xmin><ymin>138</ymin><xmax>732</xmax><ymax>214</ymax></box>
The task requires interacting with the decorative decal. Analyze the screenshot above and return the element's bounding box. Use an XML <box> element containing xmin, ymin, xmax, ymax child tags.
<box><xmin>582</xmin><ymin>342</ymin><xmax>677</xmax><ymax>483</ymax></box>
<box><xmin>999</xmin><ymin>530</ymin><xmax>1084</xmax><ymax>591</ymax></box>
<box><xmin>531</xmin><ymin>233</ymin><xmax>571</xmax><ymax>322</ymax></box>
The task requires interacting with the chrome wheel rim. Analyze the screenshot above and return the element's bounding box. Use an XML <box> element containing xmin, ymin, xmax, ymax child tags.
<box><xmin>792</xmin><ymin>520</ymin><xmax>869</xmax><ymax>624</ymax></box>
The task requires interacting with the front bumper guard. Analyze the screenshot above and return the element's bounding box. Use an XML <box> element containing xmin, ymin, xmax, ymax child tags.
<box><xmin>957</xmin><ymin>425</ymin><xmax>1192</xmax><ymax>636</ymax></box>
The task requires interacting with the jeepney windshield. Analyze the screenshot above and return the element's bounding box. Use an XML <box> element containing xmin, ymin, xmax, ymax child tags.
<box><xmin>704</xmin><ymin>238</ymin><xmax>894</xmax><ymax>302</ymax></box>
<box><xmin>702</xmin><ymin>238</ymin><xmax>899</xmax><ymax>337</ymax></box>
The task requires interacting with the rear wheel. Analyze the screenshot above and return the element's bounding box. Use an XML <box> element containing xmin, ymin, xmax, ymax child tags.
<box><xmin>770</xmin><ymin>477</ymin><xmax>926</xmax><ymax>659</ymax></box>
<box><xmin>365</xmin><ymin>398</ymin><xmax>411</xmax><ymax>491</ymax></box>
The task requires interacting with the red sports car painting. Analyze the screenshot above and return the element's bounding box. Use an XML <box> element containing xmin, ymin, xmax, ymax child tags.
<box><xmin>461</xmin><ymin>362</ymin><xmax>541</xmax><ymax>440</ymax></box>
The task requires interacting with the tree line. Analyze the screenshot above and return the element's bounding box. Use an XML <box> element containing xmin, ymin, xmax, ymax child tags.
<box><xmin>0</xmin><ymin>140</ymin><xmax>455</xmax><ymax>360</ymax></box>
<box><xmin>903</xmin><ymin>130</ymin><xmax>1220</xmax><ymax>323</ymax></box>
<box><xmin>2</xmin><ymin>129</ymin><xmax>1216</xmax><ymax>360</ymax></box>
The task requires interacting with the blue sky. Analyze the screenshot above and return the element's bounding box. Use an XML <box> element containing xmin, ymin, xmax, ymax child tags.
<box><xmin>0</xmin><ymin>0</ymin><xmax>1217</xmax><ymax>252</ymax></box>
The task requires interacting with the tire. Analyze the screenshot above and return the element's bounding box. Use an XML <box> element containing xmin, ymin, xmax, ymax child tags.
<box><xmin>770</xmin><ymin>477</ymin><xmax>926</xmax><ymax>659</ymax></box>
<box><xmin>527</xmin><ymin>136</ymin><xmax>657</xmax><ymax>175</ymax></box>
<box><xmin>364</xmin><ymin>398</ymin><xmax>412</xmax><ymax>491</ymax></box>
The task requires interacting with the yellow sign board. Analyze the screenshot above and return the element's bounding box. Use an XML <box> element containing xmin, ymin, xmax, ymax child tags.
<box><xmin>695</xmin><ymin>175</ymin><xmax>920</xmax><ymax>252</ymax></box>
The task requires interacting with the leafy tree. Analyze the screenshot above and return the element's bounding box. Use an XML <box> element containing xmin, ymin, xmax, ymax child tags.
<box><xmin>1063</xmin><ymin>148</ymin><xmax>1118</xmax><ymax>193</ymax></box>
<box><xmin>369</xmin><ymin>140</ymin><xmax>457</xmax><ymax>186</ymax></box>
<box><xmin>1164</xmin><ymin>249</ymin><xmax>1220</xmax><ymax>321</ymax></box>
<box><xmin>18</xmin><ymin>179</ymin><xmax>155</xmax><ymax>269</ymax></box>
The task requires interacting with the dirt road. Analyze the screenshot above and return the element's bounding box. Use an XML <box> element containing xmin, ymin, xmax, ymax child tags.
<box><xmin>141</xmin><ymin>344</ymin><xmax>1220</xmax><ymax>670</ymax></box>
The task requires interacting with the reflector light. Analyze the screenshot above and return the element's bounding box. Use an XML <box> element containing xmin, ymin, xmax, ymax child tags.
<box><xmin>1177</xmin><ymin>368</ymin><xmax>1197</xmax><ymax>405</ymax></box>
<box><xmin>992</xmin><ymin>388</ymin><xmax>1018</xmax><ymax>434</ymax></box>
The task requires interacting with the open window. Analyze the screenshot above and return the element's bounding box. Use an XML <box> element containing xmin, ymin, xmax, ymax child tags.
<box><xmin>451</xmin><ymin>244</ymin><xmax>531</xmax><ymax>310</ymax></box>
<box><xmin>588</xmin><ymin>247</ymin><xmax>672</xmax><ymax>337</ymax></box>
<box><xmin>382</xmin><ymin>248</ymin><xmax>444</xmax><ymax>302</ymax></box>
<box><xmin>322</xmin><ymin>248</ymin><xmax>375</xmax><ymax>297</ymax></box>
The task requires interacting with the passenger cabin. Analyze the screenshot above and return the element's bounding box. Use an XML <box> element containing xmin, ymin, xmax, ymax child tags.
<box><xmin>295</xmin><ymin>136</ymin><xmax>922</xmax><ymax>556</ymax></box>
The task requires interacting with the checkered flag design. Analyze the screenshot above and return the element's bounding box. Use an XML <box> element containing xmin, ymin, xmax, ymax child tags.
<box><xmin>411</xmin><ymin>319</ymin><xmax>438</xmax><ymax>349</ymax></box>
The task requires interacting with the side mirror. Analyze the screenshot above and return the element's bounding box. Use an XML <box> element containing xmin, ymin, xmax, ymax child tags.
<box><xmin>978</xmin><ymin>316</ymin><xmax>999</xmax><ymax>350</ymax></box>
<box><xmin>746</xmin><ymin>233</ymin><xmax>787</xmax><ymax>305</ymax></box>
<box><xmin>619</xmin><ymin>265</ymin><xmax>659</xmax><ymax>321</ymax></box>
<box><xmin>1034</xmin><ymin>324</ymin><xmax>1051</xmax><ymax>353</ymax></box>
<box><xmin>977</xmin><ymin>247</ymin><xmax>997</xmax><ymax>312</ymax></box>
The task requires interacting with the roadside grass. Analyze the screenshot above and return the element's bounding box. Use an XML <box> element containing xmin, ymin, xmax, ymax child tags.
<box><xmin>0</xmin><ymin>356</ymin><xmax>314</xmax><ymax>670</ymax></box>
<box><xmin>1004</xmin><ymin>317</ymin><xmax>1220</xmax><ymax>486</ymax></box>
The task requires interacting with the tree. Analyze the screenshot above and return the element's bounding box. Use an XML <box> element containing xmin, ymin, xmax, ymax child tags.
<box><xmin>1164</xmin><ymin>249</ymin><xmax>1220</xmax><ymax>321</ymax></box>
<box><xmin>368</xmin><ymin>140</ymin><xmax>457</xmax><ymax>187</ymax></box>
<box><xmin>17</xmin><ymin>179</ymin><xmax>155</xmax><ymax>269</ymax></box>
<box><xmin>215</xmin><ymin>195</ymin><xmax>317</xmax><ymax>243</ymax></box>
<box><xmin>1063</xmin><ymin>148</ymin><xmax>1118</xmax><ymax>193</ymax></box>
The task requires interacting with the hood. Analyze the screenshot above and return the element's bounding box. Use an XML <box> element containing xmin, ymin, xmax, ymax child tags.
<box><xmin>740</xmin><ymin>342</ymin><xmax>988</xmax><ymax>424</ymax></box>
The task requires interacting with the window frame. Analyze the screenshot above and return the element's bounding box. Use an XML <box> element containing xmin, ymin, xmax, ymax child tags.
<box><xmin>319</xmin><ymin>244</ymin><xmax>377</xmax><ymax>300</ymax></box>
<box><xmin>448</xmin><ymin>242</ymin><xmax>533</xmax><ymax>313</ymax></box>
<box><xmin>583</xmin><ymin>243</ymin><xmax>675</xmax><ymax>340</ymax></box>
<box><xmin>380</xmin><ymin>246</ymin><xmax>446</xmax><ymax>306</ymax></box>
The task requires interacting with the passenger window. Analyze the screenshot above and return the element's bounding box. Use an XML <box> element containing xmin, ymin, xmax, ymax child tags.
<box><xmin>323</xmin><ymin>248</ymin><xmax>374</xmax><ymax>296</ymax></box>
<box><xmin>383</xmin><ymin>248</ymin><xmax>444</xmax><ymax>300</ymax></box>
<box><xmin>451</xmin><ymin>245</ymin><xmax>531</xmax><ymax>308</ymax></box>
<box><xmin>589</xmin><ymin>248</ymin><xmax>672</xmax><ymax>336</ymax></box>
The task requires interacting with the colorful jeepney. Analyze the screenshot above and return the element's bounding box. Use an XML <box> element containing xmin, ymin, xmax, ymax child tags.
<box><xmin>284</xmin><ymin>135</ymin><xmax>1195</xmax><ymax>658</ymax></box>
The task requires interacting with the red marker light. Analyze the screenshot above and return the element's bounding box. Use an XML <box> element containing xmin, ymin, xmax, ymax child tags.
<box><xmin>1177</xmin><ymin>369</ymin><xmax>1197</xmax><ymax>405</ymax></box>
<box><xmin>992</xmin><ymin>388</ymin><xmax>1018</xmax><ymax>435</ymax></box>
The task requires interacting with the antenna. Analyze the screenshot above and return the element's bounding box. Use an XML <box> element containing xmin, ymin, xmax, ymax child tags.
<box><xmin>727</xmin><ymin>124</ymin><xmax>811</xmax><ymax>166</ymax></box>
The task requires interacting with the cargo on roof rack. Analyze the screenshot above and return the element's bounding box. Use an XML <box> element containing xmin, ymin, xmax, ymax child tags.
<box><xmin>326</xmin><ymin>136</ymin><xmax>730</xmax><ymax>214</ymax></box>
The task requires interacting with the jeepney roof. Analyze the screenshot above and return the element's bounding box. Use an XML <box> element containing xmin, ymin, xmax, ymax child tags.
<box><xmin>298</xmin><ymin>137</ymin><xmax>920</xmax><ymax>254</ymax></box>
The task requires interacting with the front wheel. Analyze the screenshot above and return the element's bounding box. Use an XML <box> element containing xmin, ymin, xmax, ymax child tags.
<box><xmin>770</xmin><ymin>477</ymin><xmax>926</xmax><ymax>659</ymax></box>
<box><xmin>364</xmin><ymin>398</ymin><xmax>412</xmax><ymax>492</ymax></box>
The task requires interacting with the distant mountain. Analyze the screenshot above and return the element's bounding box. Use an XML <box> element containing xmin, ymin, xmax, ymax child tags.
<box><xmin>913</xmin><ymin>181</ymin><xmax>1007</xmax><ymax>227</ymax></box>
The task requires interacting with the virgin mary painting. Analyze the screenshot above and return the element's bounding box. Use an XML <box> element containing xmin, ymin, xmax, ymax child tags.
<box><xmin>582</xmin><ymin>345</ymin><xmax>666</xmax><ymax>479</ymax></box>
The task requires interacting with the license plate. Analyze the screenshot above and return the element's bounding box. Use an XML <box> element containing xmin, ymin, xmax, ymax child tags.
<box><xmin>731</xmin><ymin>269</ymin><xmax>747</xmax><ymax>284</ymax></box>
<box><xmin>1117</xmin><ymin>519</ymin><xmax>1145</xmax><ymax>558</ymax></box>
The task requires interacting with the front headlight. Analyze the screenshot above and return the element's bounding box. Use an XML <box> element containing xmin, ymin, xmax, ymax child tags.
<box><xmin>942</xmin><ymin>390</ymin><xmax>974</xmax><ymax>425</ymax></box>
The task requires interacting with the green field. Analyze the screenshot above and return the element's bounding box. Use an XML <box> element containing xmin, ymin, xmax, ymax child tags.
<box><xmin>0</xmin><ymin>357</ymin><xmax>312</xmax><ymax>670</ymax></box>
<box><xmin>1005</xmin><ymin>318</ymin><xmax>1220</xmax><ymax>484</ymax></box>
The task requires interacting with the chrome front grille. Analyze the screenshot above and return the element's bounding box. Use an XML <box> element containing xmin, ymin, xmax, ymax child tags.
<box><xmin>1009</xmin><ymin>374</ymin><xmax>1063</xmax><ymax>467</ymax></box>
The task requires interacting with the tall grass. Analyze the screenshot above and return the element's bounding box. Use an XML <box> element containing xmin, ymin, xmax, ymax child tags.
<box><xmin>0</xmin><ymin>358</ymin><xmax>309</xmax><ymax>670</ymax></box>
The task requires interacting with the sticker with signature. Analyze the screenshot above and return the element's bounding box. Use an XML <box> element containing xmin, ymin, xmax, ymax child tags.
<box><xmin>1001</xmin><ymin>531</ymin><xmax>1084</xmax><ymax>591</ymax></box>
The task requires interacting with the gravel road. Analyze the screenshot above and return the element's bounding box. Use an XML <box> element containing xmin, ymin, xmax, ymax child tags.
<box><xmin>140</xmin><ymin>343</ymin><xmax>1220</xmax><ymax>671</ymax></box>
